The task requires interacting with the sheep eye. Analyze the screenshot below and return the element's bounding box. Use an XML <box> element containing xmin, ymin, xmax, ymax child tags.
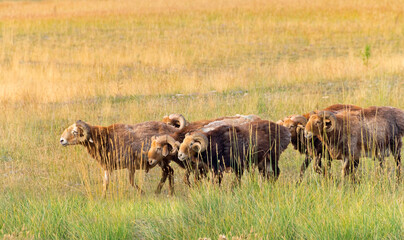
<box><xmin>72</xmin><ymin>130</ymin><xmax>78</xmax><ymax>135</ymax></box>
<box><xmin>156</xmin><ymin>147</ymin><xmax>161</xmax><ymax>152</ymax></box>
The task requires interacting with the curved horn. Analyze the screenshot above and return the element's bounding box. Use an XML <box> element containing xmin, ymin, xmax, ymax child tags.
<box><xmin>190</xmin><ymin>132</ymin><xmax>208</xmax><ymax>153</ymax></box>
<box><xmin>318</xmin><ymin>111</ymin><xmax>336</xmax><ymax>132</ymax></box>
<box><xmin>155</xmin><ymin>135</ymin><xmax>178</xmax><ymax>155</ymax></box>
<box><xmin>165</xmin><ymin>113</ymin><xmax>187</xmax><ymax>130</ymax></box>
<box><xmin>291</xmin><ymin>115</ymin><xmax>308</xmax><ymax>125</ymax></box>
<box><xmin>75</xmin><ymin>120</ymin><xmax>92</xmax><ymax>143</ymax></box>
<box><xmin>291</xmin><ymin>115</ymin><xmax>307</xmax><ymax>134</ymax></box>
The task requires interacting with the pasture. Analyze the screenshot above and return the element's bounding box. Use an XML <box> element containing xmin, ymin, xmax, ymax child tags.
<box><xmin>0</xmin><ymin>0</ymin><xmax>403</xmax><ymax>239</ymax></box>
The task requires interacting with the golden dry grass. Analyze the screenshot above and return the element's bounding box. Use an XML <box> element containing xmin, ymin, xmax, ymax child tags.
<box><xmin>1</xmin><ymin>0</ymin><xmax>404</xmax><ymax>103</ymax></box>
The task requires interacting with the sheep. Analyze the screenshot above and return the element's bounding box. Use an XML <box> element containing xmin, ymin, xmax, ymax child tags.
<box><xmin>147</xmin><ymin>135</ymin><xmax>208</xmax><ymax>195</ymax></box>
<box><xmin>60</xmin><ymin>118</ymin><xmax>184</xmax><ymax>197</ymax></box>
<box><xmin>177</xmin><ymin>120</ymin><xmax>291</xmax><ymax>185</ymax></box>
<box><xmin>304</xmin><ymin>106</ymin><xmax>404</xmax><ymax>182</ymax></box>
<box><xmin>162</xmin><ymin>113</ymin><xmax>188</xmax><ymax>129</ymax></box>
<box><xmin>277</xmin><ymin>104</ymin><xmax>363</xmax><ymax>182</ymax></box>
<box><xmin>147</xmin><ymin>114</ymin><xmax>262</xmax><ymax>193</ymax></box>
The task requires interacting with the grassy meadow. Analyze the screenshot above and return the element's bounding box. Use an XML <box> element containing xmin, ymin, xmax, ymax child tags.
<box><xmin>0</xmin><ymin>0</ymin><xmax>404</xmax><ymax>239</ymax></box>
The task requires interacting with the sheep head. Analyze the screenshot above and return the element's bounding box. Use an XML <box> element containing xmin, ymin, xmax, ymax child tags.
<box><xmin>278</xmin><ymin>115</ymin><xmax>308</xmax><ymax>137</ymax></box>
<box><xmin>147</xmin><ymin>135</ymin><xmax>180</xmax><ymax>166</ymax></box>
<box><xmin>162</xmin><ymin>113</ymin><xmax>187</xmax><ymax>130</ymax></box>
<box><xmin>60</xmin><ymin>120</ymin><xmax>93</xmax><ymax>146</ymax></box>
<box><xmin>305</xmin><ymin>111</ymin><xmax>336</xmax><ymax>139</ymax></box>
<box><xmin>178</xmin><ymin>132</ymin><xmax>208</xmax><ymax>162</ymax></box>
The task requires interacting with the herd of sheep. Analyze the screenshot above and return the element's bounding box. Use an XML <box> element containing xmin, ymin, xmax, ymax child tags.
<box><xmin>59</xmin><ymin>104</ymin><xmax>404</xmax><ymax>197</ymax></box>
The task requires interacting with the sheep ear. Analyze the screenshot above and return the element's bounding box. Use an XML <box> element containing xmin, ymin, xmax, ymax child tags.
<box><xmin>324</xmin><ymin>119</ymin><xmax>332</xmax><ymax>129</ymax></box>
<box><xmin>75</xmin><ymin>120</ymin><xmax>91</xmax><ymax>142</ymax></box>
<box><xmin>296</xmin><ymin>124</ymin><xmax>304</xmax><ymax>133</ymax></box>
<box><xmin>162</xmin><ymin>145</ymin><xmax>169</xmax><ymax>157</ymax></box>
<box><xmin>191</xmin><ymin>143</ymin><xmax>201</xmax><ymax>153</ymax></box>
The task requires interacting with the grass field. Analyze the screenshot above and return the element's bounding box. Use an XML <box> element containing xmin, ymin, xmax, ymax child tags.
<box><xmin>0</xmin><ymin>0</ymin><xmax>404</xmax><ymax>239</ymax></box>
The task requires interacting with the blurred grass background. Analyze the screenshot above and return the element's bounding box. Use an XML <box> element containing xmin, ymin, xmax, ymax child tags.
<box><xmin>0</xmin><ymin>0</ymin><xmax>403</xmax><ymax>239</ymax></box>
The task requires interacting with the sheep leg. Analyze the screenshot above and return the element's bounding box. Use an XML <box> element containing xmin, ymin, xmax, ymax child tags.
<box><xmin>378</xmin><ymin>155</ymin><xmax>385</xmax><ymax>170</ymax></box>
<box><xmin>297</xmin><ymin>155</ymin><xmax>312</xmax><ymax>184</ymax></box>
<box><xmin>341</xmin><ymin>157</ymin><xmax>350</xmax><ymax>184</ymax></box>
<box><xmin>393</xmin><ymin>139</ymin><xmax>402</xmax><ymax>182</ymax></box>
<box><xmin>193</xmin><ymin>166</ymin><xmax>201</xmax><ymax>184</ymax></box>
<box><xmin>193</xmin><ymin>162</ymin><xmax>207</xmax><ymax>185</ymax></box>
<box><xmin>375</xmin><ymin>155</ymin><xmax>385</xmax><ymax>177</ymax></box>
<box><xmin>102</xmin><ymin>170</ymin><xmax>110</xmax><ymax>198</ymax></box>
<box><xmin>129</xmin><ymin>168</ymin><xmax>144</xmax><ymax>194</ymax></box>
<box><xmin>257</xmin><ymin>160</ymin><xmax>265</xmax><ymax>178</ymax></box>
<box><xmin>351</xmin><ymin>159</ymin><xmax>360</xmax><ymax>183</ymax></box>
<box><xmin>200</xmin><ymin>163</ymin><xmax>208</xmax><ymax>179</ymax></box>
<box><xmin>265</xmin><ymin>163</ymin><xmax>274</xmax><ymax>182</ymax></box>
<box><xmin>343</xmin><ymin>158</ymin><xmax>358</xmax><ymax>183</ymax></box>
<box><xmin>379</xmin><ymin>158</ymin><xmax>384</xmax><ymax>174</ymax></box>
<box><xmin>210</xmin><ymin>171</ymin><xmax>215</xmax><ymax>185</ymax></box>
<box><xmin>183</xmin><ymin>169</ymin><xmax>191</xmax><ymax>187</ymax></box>
<box><xmin>155</xmin><ymin>166</ymin><xmax>169</xmax><ymax>195</ymax></box>
<box><xmin>258</xmin><ymin>158</ymin><xmax>276</xmax><ymax>181</ymax></box>
<box><xmin>262</xmin><ymin>157</ymin><xmax>280</xmax><ymax>182</ymax></box>
<box><xmin>325</xmin><ymin>157</ymin><xmax>332</xmax><ymax>180</ymax></box>
<box><xmin>218</xmin><ymin>172</ymin><xmax>223</xmax><ymax>186</ymax></box>
<box><xmin>394</xmin><ymin>152</ymin><xmax>402</xmax><ymax>183</ymax></box>
<box><xmin>167</xmin><ymin>165</ymin><xmax>175</xmax><ymax>195</ymax></box>
<box><xmin>396</xmin><ymin>155</ymin><xmax>402</xmax><ymax>183</ymax></box>
<box><xmin>271</xmin><ymin>156</ymin><xmax>280</xmax><ymax>182</ymax></box>
<box><xmin>210</xmin><ymin>171</ymin><xmax>223</xmax><ymax>186</ymax></box>
<box><xmin>313</xmin><ymin>153</ymin><xmax>324</xmax><ymax>175</ymax></box>
<box><xmin>231</xmin><ymin>170</ymin><xmax>242</xmax><ymax>188</ymax></box>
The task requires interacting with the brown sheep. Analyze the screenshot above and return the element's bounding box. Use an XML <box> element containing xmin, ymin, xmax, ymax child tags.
<box><xmin>277</xmin><ymin>104</ymin><xmax>363</xmax><ymax>182</ymax></box>
<box><xmin>147</xmin><ymin>135</ymin><xmax>208</xmax><ymax>195</ymax></box>
<box><xmin>177</xmin><ymin>120</ymin><xmax>291</xmax><ymax>185</ymax></box>
<box><xmin>304</xmin><ymin>106</ymin><xmax>404</xmax><ymax>182</ymax></box>
<box><xmin>60</xmin><ymin>119</ymin><xmax>183</xmax><ymax>197</ymax></box>
<box><xmin>147</xmin><ymin>114</ymin><xmax>262</xmax><ymax>193</ymax></box>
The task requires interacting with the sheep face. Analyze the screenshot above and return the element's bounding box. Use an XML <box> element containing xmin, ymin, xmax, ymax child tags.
<box><xmin>305</xmin><ymin>116</ymin><xmax>323</xmax><ymax>139</ymax></box>
<box><xmin>60</xmin><ymin>120</ymin><xmax>92</xmax><ymax>146</ymax></box>
<box><xmin>278</xmin><ymin>115</ymin><xmax>307</xmax><ymax>140</ymax></box>
<box><xmin>305</xmin><ymin>112</ymin><xmax>335</xmax><ymax>139</ymax></box>
<box><xmin>148</xmin><ymin>135</ymin><xmax>180</xmax><ymax>165</ymax></box>
<box><xmin>147</xmin><ymin>140</ymin><xmax>170</xmax><ymax>165</ymax></box>
<box><xmin>178</xmin><ymin>133</ymin><xmax>208</xmax><ymax>162</ymax></box>
<box><xmin>281</xmin><ymin>118</ymin><xmax>301</xmax><ymax>139</ymax></box>
<box><xmin>177</xmin><ymin>136</ymin><xmax>195</xmax><ymax>161</ymax></box>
